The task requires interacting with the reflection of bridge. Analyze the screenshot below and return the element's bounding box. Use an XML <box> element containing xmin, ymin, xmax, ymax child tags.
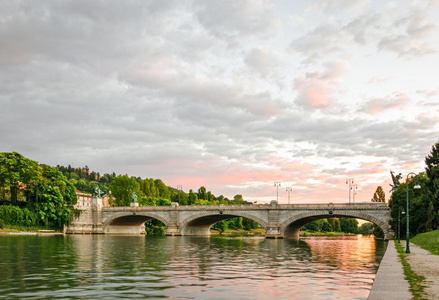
<box><xmin>65</xmin><ymin>202</ymin><xmax>393</xmax><ymax>239</ymax></box>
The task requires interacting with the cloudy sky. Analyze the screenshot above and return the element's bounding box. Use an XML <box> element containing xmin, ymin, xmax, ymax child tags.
<box><xmin>1</xmin><ymin>0</ymin><xmax>438</xmax><ymax>204</ymax></box>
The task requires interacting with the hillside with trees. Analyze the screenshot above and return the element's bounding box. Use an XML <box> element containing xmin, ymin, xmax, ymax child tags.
<box><xmin>0</xmin><ymin>152</ymin><xmax>77</xmax><ymax>230</ymax></box>
<box><xmin>0</xmin><ymin>151</ymin><xmax>257</xmax><ymax>232</ymax></box>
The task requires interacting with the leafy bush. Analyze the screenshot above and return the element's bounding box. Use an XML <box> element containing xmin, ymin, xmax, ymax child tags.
<box><xmin>0</xmin><ymin>205</ymin><xmax>40</xmax><ymax>227</ymax></box>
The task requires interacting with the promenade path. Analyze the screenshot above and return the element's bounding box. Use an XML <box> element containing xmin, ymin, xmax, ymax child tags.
<box><xmin>368</xmin><ymin>240</ymin><xmax>411</xmax><ymax>300</ymax></box>
<box><xmin>403</xmin><ymin>241</ymin><xmax>439</xmax><ymax>300</ymax></box>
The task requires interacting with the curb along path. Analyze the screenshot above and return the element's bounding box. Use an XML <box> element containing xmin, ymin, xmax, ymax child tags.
<box><xmin>368</xmin><ymin>240</ymin><xmax>411</xmax><ymax>300</ymax></box>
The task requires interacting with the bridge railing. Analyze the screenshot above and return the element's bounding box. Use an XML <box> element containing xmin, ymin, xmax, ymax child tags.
<box><xmin>101</xmin><ymin>202</ymin><xmax>388</xmax><ymax>211</ymax></box>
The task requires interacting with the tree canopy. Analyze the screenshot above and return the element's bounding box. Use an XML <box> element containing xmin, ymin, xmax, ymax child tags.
<box><xmin>0</xmin><ymin>152</ymin><xmax>78</xmax><ymax>229</ymax></box>
<box><xmin>371</xmin><ymin>186</ymin><xmax>386</xmax><ymax>203</ymax></box>
<box><xmin>388</xmin><ymin>140</ymin><xmax>439</xmax><ymax>236</ymax></box>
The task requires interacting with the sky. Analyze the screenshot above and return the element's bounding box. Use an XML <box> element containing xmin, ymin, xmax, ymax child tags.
<box><xmin>1</xmin><ymin>0</ymin><xmax>439</xmax><ymax>204</ymax></box>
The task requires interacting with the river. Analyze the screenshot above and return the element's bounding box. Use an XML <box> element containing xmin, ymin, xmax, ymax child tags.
<box><xmin>0</xmin><ymin>234</ymin><xmax>386</xmax><ymax>299</ymax></box>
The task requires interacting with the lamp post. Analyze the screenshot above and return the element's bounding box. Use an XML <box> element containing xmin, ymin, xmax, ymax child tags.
<box><xmin>346</xmin><ymin>178</ymin><xmax>354</xmax><ymax>204</ymax></box>
<box><xmin>274</xmin><ymin>181</ymin><xmax>281</xmax><ymax>203</ymax></box>
<box><xmin>286</xmin><ymin>187</ymin><xmax>292</xmax><ymax>205</ymax></box>
<box><xmin>352</xmin><ymin>184</ymin><xmax>358</xmax><ymax>203</ymax></box>
<box><xmin>405</xmin><ymin>173</ymin><xmax>421</xmax><ymax>253</ymax></box>
<box><xmin>398</xmin><ymin>206</ymin><xmax>405</xmax><ymax>243</ymax></box>
<box><xmin>177</xmin><ymin>185</ymin><xmax>182</xmax><ymax>204</ymax></box>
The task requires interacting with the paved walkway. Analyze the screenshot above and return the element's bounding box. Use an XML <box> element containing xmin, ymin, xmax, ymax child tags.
<box><xmin>403</xmin><ymin>241</ymin><xmax>439</xmax><ymax>300</ymax></box>
<box><xmin>368</xmin><ymin>240</ymin><xmax>411</xmax><ymax>300</ymax></box>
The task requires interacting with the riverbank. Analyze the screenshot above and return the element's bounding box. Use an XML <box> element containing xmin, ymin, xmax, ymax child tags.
<box><xmin>0</xmin><ymin>227</ymin><xmax>63</xmax><ymax>235</ymax></box>
<box><xmin>299</xmin><ymin>230</ymin><xmax>357</xmax><ymax>237</ymax></box>
<box><xmin>369</xmin><ymin>230</ymin><xmax>439</xmax><ymax>300</ymax></box>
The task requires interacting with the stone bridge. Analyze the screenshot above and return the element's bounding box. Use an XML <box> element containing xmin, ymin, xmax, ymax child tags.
<box><xmin>65</xmin><ymin>201</ymin><xmax>393</xmax><ymax>239</ymax></box>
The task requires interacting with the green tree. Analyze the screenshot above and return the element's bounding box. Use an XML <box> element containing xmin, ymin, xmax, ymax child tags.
<box><xmin>207</xmin><ymin>191</ymin><xmax>214</xmax><ymax>202</ymax></box>
<box><xmin>425</xmin><ymin>141</ymin><xmax>439</xmax><ymax>229</ymax></box>
<box><xmin>321</xmin><ymin>220</ymin><xmax>332</xmax><ymax>232</ymax></box>
<box><xmin>232</xmin><ymin>194</ymin><xmax>244</xmax><ymax>204</ymax></box>
<box><xmin>303</xmin><ymin>220</ymin><xmax>319</xmax><ymax>232</ymax></box>
<box><xmin>371</xmin><ymin>186</ymin><xmax>386</xmax><ymax>203</ymax></box>
<box><xmin>144</xmin><ymin>219</ymin><xmax>166</xmax><ymax>234</ymax></box>
<box><xmin>243</xmin><ymin>218</ymin><xmax>259</xmax><ymax>230</ymax></box>
<box><xmin>31</xmin><ymin>165</ymin><xmax>77</xmax><ymax>229</ymax></box>
<box><xmin>140</xmin><ymin>179</ymin><xmax>151</xmax><ymax>197</ymax></box>
<box><xmin>360</xmin><ymin>222</ymin><xmax>374</xmax><ymax>232</ymax></box>
<box><xmin>212</xmin><ymin>220</ymin><xmax>228</xmax><ymax>234</ymax></box>
<box><xmin>340</xmin><ymin>218</ymin><xmax>359</xmax><ymax>234</ymax></box>
<box><xmin>188</xmin><ymin>189</ymin><xmax>197</xmax><ymax>205</ymax></box>
<box><xmin>170</xmin><ymin>189</ymin><xmax>188</xmax><ymax>205</ymax></box>
<box><xmin>328</xmin><ymin>218</ymin><xmax>341</xmax><ymax>232</ymax></box>
<box><xmin>109</xmin><ymin>175</ymin><xmax>140</xmax><ymax>206</ymax></box>
<box><xmin>389</xmin><ymin>173</ymin><xmax>433</xmax><ymax>236</ymax></box>
<box><xmin>198</xmin><ymin>186</ymin><xmax>207</xmax><ymax>200</ymax></box>
<box><xmin>154</xmin><ymin>179</ymin><xmax>170</xmax><ymax>199</ymax></box>
<box><xmin>372</xmin><ymin>224</ymin><xmax>384</xmax><ymax>238</ymax></box>
<box><xmin>0</xmin><ymin>152</ymin><xmax>41</xmax><ymax>204</ymax></box>
<box><xmin>229</xmin><ymin>217</ymin><xmax>243</xmax><ymax>229</ymax></box>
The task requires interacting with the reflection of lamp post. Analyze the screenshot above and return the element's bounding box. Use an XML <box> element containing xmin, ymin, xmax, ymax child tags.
<box><xmin>346</xmin><ymin>178</ymin><xmax>354</xmax><ymax>204</ymax></box>
<box><xmin>405</xmin><ymin>173</ymin><xmax>421</xmax><ymax>253</ymax></box>
<box><xmin>286</xmin><ymin>187</ymin><xmax>292</xmax><ymax>205</ymax></box>
<box><xmin>177</xmin><ymin>185</ymin><xmax>182</xmax><ymax>204</ymax></box>
<box><xmin>274</xmin><ymin>181</ymin><xmax>281</xmax><ymax>202</ymax></box>
<box><xmin>398</xmin><ymin>206</ymin><xmax>405</xmax><ymax>243</ymax></box>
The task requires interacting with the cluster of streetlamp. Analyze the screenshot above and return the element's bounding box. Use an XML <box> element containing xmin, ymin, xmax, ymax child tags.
<box><xmin>275</xmin><ymin>178</ymin><xmax>360</xmax><ymax>205</ymax></box>
<box><xmin>345</xmin><ymin>178</ymin><xmax>358</xmax><ymax>204</ymax></box>
<box><xmin>273</xmin><ymin>181</ymin><xmax>294</xmax><ymax>205</ymax></box>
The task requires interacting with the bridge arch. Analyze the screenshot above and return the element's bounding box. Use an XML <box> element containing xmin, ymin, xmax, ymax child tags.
<box><xmin>102</xmin><ymin>212</ymin><xmax>170</xmax><ymax>234</ymax></box>
<box><xmin>279</xmin><ymin>210</ymin><xmax>391</xmax><ymax>239</ymax></box>
<box><xmin>179</xmin><ymin>211</ymin><xmax>269</xmax><ymax>236</ymax></box>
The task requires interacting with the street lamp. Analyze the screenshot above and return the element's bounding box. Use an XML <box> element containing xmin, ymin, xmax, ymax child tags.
<box><xmin>177</xmin><ymin>185</ymin><xmax>182</xmax><ymax>204</ymax></box>
<box><xmin>398</xmin><ymin>206</ymin><xmax>405</xmax><ymax>243</ymax></box>
<box><xmin>286</xmin><ymin>187</ymin><xmax>292</xmax><ymax>205</ymax></box>
<box><xmin>405</xmin><ymin>173</ymin><xmax>421</xmax><ymax>253</ymax></box>
<box><xmin>274</xmin><ymin>181</ymin><xmax>281</xmax><ymax>202</ymax></box>
<box><xmin>346</xmin><ymin>178</ymin><xmax>354</xmax><ymax>204</ymax></box>
<box><xmin>352</xmin><ymin>184</ymin><xmax>358</xmax><ymax>203</ymax></box>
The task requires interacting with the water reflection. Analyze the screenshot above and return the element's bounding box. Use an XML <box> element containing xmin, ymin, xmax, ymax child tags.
<box><xmin>0</xmin><ymin>235</ymin><xmax>385</xmax><ymax>299</ymax></box>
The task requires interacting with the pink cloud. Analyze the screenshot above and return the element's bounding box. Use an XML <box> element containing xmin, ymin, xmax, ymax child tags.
<box><xmin>293</xmin><ymin>61</ymin><xmax>348</xmax><ymax>110</ymax></box>
<box><xmin>294</xmin><ymin>74</ymin><xmax>334</xmax><ymax>109</ymax></box>
<box><xmin>361</xmin><ymin>93</ymin><xmax>411</xmax><ymax>115</ymax></box>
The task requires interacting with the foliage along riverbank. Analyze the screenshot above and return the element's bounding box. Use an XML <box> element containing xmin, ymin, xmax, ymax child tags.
<box><xmin>0</xmin><ymin>152</ymin><xmax>78</xmax><ymax>230</ymax></box>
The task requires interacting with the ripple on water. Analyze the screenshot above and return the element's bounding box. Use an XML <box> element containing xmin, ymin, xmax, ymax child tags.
<box><xmin>0</xmin><ymin>235</ymin><xmax>385</xmax><ymax>299</ymax></box>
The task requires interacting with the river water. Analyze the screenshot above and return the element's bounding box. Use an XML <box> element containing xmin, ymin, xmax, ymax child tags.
<box><xmin>0</xmin><ymin>234</ymin><xmax>386</xmax><ymax>300</ymax></box>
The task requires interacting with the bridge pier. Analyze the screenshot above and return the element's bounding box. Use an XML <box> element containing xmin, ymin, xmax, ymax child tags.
<box><xmin>265</xmin><ymin>201</ymin><xmax>283</xmax><ymax>239</ymax></box>
<box><xmin>165</xmin><ymin>224</ymin><xmax>181</xmax><ymax>236</ymax></box>
<box><xmin>265</xmin><ymin>226</ymin><xmax>283</xmax><ymax>239</ymax></box>
<box><xmin>65</xmin><ymin>202</ymin><xmax>104</xmax><ymax>234</ymax></box>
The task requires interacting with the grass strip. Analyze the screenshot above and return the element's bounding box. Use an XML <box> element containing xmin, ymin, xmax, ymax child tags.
<box><xmin>411</xmin><ymin>229</ymin><xmax>439</xmax><ymax>255</ymax></box>
<box><xmin>395</xmin><ymin>241</ymin><xmax>427</xmax><ymax>300</ymax></box>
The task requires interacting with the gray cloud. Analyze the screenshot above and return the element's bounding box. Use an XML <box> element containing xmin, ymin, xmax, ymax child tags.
<box><xmin>1</xmin><ymin>0</ymin><xmax>438</xmax><ymax>202</ymax></box>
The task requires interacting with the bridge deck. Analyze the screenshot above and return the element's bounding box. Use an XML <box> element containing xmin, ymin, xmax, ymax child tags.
<box><xmin>102</xmin><ymin>202</ymin><xmax>388</xmax><ymax>211</ymax></box>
